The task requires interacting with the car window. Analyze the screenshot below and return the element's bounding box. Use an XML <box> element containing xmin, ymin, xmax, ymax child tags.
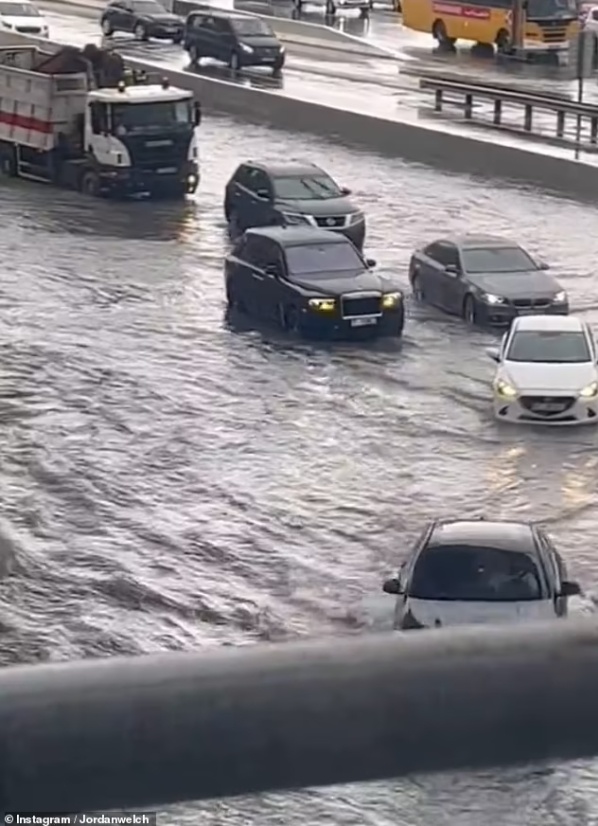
<box><xmin>506</xmin><ymin>330</ymin><xmax>591</xmax><ymax>363</ymax></box>
<box><xmin>272</xmin><ymin>174</ymin><xmax>341</xmax><ymax>201</ymax></box>
<box><xmin>462</xmin><ymin>246</ymin><xmax>536</xmax><ymax>273</ymax></box>
<box><xmin>231</xmin><ymin>16</ymin><xmax>274</xmax><ymax>35</ymax></box>
<box><xmin>285</xmin><ymin>242</ymin><xmax>363</xmax><ymax>276</ymax></box>
<box><xmin>190</xmin><ymin>13</ymin><xmax>206</xmax><ymax>27</ymax></box>
<box><xmin>409</xmin><ymin>545</ymin><xmax>544</xmax><ymax>602</ymax></box>
<box><xmin>246</xmin><ymin>169</ymin><xmax>269</xmax><ymax>194</ymax></box>
<box><xmin>244</xmin><ymin>236</ymin><xmax>273</xmax><ymax>269</ymax></box>
<box><xmin>0</xmin><ymin>3</ymin><xmax>40</xmax><ymax>14</ymax></box>
<box><xmin>131</xmin><ymin>0</ymin><xmax>165</xmax><ymax>12</ymax></box>
<box><xmin>212</xmin><ymin>17</ymin><xmax>231</xmax><ymax>33</ymax></box>
<box><xmin>425</xmin><ymin>241</ymin><xmax>457</xmax><ymax>267</ymax></box>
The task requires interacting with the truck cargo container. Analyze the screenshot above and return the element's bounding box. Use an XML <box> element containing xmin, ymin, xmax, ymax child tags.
<box><xmin>0</xmin><ymin>43</ymin><xmax>200</xmax><ymax>197</ymax></box>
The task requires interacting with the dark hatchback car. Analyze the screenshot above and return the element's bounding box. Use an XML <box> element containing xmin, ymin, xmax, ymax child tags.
<box><xmin>224</xmin><ymin>161</ymin><xmax>366</xmax><ymax>250</ymax></box>
<box><xmin>224</xmin><ymin>226</ymin><xmax>405</xmax><ymax>339</ymax></box>
<box><xmin>183</xmin><ymin>9</ymin><xmax>285</xmax><ymax>74</ymax></box>
<box><xmin>382</xmin><ymin>518</ymin><xmax>581</xmax><ymax>631</ymax></box>
<box><xmin>408</xmin><ymin>234</ymin><xmax>568</xmax><ymax>326</ymax></box>
<box><xmin>101</xmin><ymin>0</ymin><xmax>184</xmax><ymax>41</ymax></box>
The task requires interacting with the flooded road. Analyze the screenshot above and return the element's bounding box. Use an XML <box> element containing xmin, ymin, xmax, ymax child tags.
<box><xmin>1</xmin><ymin>112</ymin><xmax>598</xmax><ymax>823</ymax></box>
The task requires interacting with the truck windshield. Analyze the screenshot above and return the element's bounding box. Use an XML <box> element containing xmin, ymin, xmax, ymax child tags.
<box><xmin>527</xmin><ymin>0</ymin><xmax>577</xmax><ymax>17</ymax></box>
<box><xmin>112</xmin><ymin>101</ymin><xmax>192</xmax><ymax>132</ymax></box>
<box><xmin>0</xmin><ymin>2</ymin><xmax>40</xmax><ymax>14</ymax></box>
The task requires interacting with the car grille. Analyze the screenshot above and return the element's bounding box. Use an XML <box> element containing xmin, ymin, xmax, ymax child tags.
<box><xmin>511</xmin><ymin>298</ymin><xmax>552</xmax><ymax>309</ymax></box>
<box><xmin>16</xmin><ymin>26</ymin><xmax>42</xmax><ymax>33</ymax></box>
<box><xmin>519</xmin><ymin>395</ymin><xmax>576</xmax><ymax>416</ymax></box>
<box><xmin>341</xmin><ymin>293</ymin><xmax>382</xmax><ymax>318</ymax></box>
<box><xmin>315</xmin><ymin>215</ymin><xmax>347</xmax><ymax>229</ymax></box>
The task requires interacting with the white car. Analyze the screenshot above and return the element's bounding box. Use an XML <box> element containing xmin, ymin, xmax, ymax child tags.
<box><xmin>488</xmin><ymin>314</ymin><xmax>598</xmax><ymax>426</ymax></box>
<box><xmin>0</xmin><ymin>0</ymin><xmax>48</xmax><ymax>36</ymax></box>
<box><xmin>292</xmin><ymin>0</ymin><xmax>370</xmax><ymax>17</ymax></box>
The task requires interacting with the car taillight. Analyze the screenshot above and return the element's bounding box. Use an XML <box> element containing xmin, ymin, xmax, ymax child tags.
<box><xmin>400</xmin><ymin>610</ymin><xmax>426</xmax><ymax>630</ymax></box>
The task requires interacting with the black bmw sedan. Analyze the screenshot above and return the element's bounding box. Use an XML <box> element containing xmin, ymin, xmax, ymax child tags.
<box><xmin>101</xmin><ymin>0</ymin><xmax>184</xmax><ymax>42</ymax></box>
<box><xmin>408</xmin><ymin>234</ymin><xmax>568</xmax><ymax>327</ymax></box>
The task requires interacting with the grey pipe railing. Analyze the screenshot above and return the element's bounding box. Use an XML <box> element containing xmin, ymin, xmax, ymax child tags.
<box><xmin>2</xmin><ymin>619</ymin><xmax>598</xmax><ymax>814</ymax></box>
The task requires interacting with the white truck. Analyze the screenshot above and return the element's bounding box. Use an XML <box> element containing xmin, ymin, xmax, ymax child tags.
<box><xmin>0</xmin><ymin>43</ymin><xmax>200</xmax><ymax>198</ymax></box>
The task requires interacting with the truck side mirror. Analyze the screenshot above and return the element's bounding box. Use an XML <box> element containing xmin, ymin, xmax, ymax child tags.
<box><xmin>193</xmin><ymin>101</ymin><xmax>201</xmax><ymax>126</ymax></box>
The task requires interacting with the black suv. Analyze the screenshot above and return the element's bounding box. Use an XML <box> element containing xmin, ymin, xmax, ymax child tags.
<box><xmin>382</xmin><ymin>518</ymin><xmax>582</xmax><ymax>631</ymax></box>
<box><xmin>224</xmin><ymin>161</ymin><xmax>365</xmax><ymax>250</ymax></box>
<box><xmin>183</xmin><ymin>9</ymin><xmax>285</xmax><ymax>75</ymax></box>
<box><xmin>101</xmin><ymin>0</ymin><xmax>184</xmax><ymax>41</ymax></box>
<box><xmin>224</xmin><ymin>226</ymin><xmax>404</xmax><ymax>339</ymax></box>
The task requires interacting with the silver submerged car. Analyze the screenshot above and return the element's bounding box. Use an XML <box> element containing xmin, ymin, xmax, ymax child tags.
<box><xmin>488</xmin><ymin>315</ymin><xmax>598</xmax><ymax>426</ymax></box>
<box><xmin>408</xmin><ymin>234</ymin><xmax>568</xmax><ymax>326</ymax></box>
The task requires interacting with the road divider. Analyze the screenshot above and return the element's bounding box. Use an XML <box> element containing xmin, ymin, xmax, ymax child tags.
<box><xmin>0</xmin><ymin>29</ymin><xmax>597</xmax><ymax>200</ymax></box>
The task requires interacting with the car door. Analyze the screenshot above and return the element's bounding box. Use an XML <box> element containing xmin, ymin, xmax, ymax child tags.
<box><xmin>260</xmin><ymin>240</ymin><xmax>288</xmax><ymax>323</ymax></box>
<box><xmin>241</xmin><ymin>168</ymin><xmax>274</xmax><ymax>228</ymax></box>
<box><xmin>198</xmin><ymin>15</ymin><xmax>219</xmax><ymax>60</ymax></box>
<box><xmin>106</xmin><ymin>0</ymin><xmax>127</xmax><ymax>29</ymax></box>
<box><xmin>240</xmin><ymin>234</ymin><xmax>273</xmax><ymax>317</ymax></box>
<box><xmin>434</xmin><ymin>241</ymin><xmax>465</xmax><ymax>314</ymax></box>
<box><xmin>119</xmin><ymin>0</ymin><xmax>135</xmax><ymax>31</ymax></box>
<box><xmin>211</xmin><ymin>16</ymin><xmax>234</xmax><ymax>62</ymax></box>
<box><xmin>418</xmin><ymin>242</ymin><xmax>448</xmax><ymax>308</ymax></box>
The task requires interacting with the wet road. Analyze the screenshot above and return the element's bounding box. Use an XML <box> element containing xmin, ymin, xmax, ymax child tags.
<box><xmin>1</xmin><ymin>90</ymin><xmax>598</xmax><ymax>823</ymax></box>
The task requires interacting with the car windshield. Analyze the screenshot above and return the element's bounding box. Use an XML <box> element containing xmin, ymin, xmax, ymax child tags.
<box><xmin>0</xmin><ymin>2</ymin><xmax>39</xmax><ymax>14</ymax></box>
<box><xmin>506</xmin><ymin>330</ymin><xmax>591</xmax><ymax>363</ymax></box>
<box><xmin>273</xmin><ymin>174</ymin><xmax>341</xmax><ymax>201</ymax></box>
<box><xmin>410</xmin><ymin>545</ymin><xmax>543</xmax><ymax>602</ymax></box>
<box><xmin>231</xmin><ymin>16</ymin><xmax>273</xmax><ymax>35</ymax></box>
<box><xmin>462</xmin><ymin>246</ymin><xmax>536</xmax><ymax>274</ymax></box>
<box><xmin>132</xmin><ymin>1</ymin><xmax>165</xmax><ymax>13</ymax></box>
<box><xmin>286</xmin><ymin>243</ymin><xmax>363</xmax><ymax>276</ymax></box>
<box><xmin>527</xmin><ymin>0</ymin><xmax>577</xmax><ymax>17</ymax></box>
<box><xmin>112</xmin><ymin>101</ymin><xmax>192</xmax><ymax>133</ymax></box>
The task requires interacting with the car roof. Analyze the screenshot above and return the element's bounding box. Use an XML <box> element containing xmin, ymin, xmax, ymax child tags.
<box><xmin>245</xmin><ymin>226</ymin><xmax>350</xmax><ymax>246</ymax></box>
<box><xmin>447</xmin><ymin>234</ymin><xmax>520</xmax><ymax>249</ymax></box>
<box><xmin>242</xmin><ymin>161</ymin><xmax>322</xmax><ymax>177</ymax></box>
<box><xmin>428</xmin><ymin>519</ymin><xmax>538</xmax><ymax>554</ymax></box>
<box><xmin>512</xmin><ymin>314</ymin><xmax>586</xmax><ymax>333</ymax></box>
<box><xmin>189</xmin><ymin>7</ymin><xmax>259</xmax><ymax>18</ymax></box>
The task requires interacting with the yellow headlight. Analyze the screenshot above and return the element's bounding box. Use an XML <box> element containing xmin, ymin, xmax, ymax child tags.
<box><xmin>579</xmin><ymin>381</ymin><xmax>598</xmax><ymax>398</ymax></box>
<box><xmin>382</xmin><ymin>292</ymin><xmax>403</xmax><ymax>309</ymax></box>
<box><xmin>496</xmin><ymin>380</ymin><xmax>517</xmax><ymax>398</ymax></box>
<box><xmin>308</xmin><ymin>298</ymin><xmax>335</xmax><ymax>312</ymax></box>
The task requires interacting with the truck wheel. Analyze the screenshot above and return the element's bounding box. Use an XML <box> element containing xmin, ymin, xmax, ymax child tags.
<box><xmin>134</xmin><ymin>22</ymin><xmax>148</xmax><ymax>40</ymax></box>
<box><xmin>0</xmin><ymin>152</ymin><xmax>16</xmax><ymax>177</ymax></box>
<box><xmin>80</xmin><ymin>171</ymin><xmax>101</xmax><ymax>198</ymax></box>
<box><xmin>432</xmin><ymin>20</ymin><xmax>456</xmax><ymax>47</ymax></box>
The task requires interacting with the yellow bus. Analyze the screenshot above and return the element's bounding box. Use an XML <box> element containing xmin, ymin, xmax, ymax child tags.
<box><xmin>400</xmin><ymin>0</ymin><xmax>579</xmax><ymax>53</ymax></box>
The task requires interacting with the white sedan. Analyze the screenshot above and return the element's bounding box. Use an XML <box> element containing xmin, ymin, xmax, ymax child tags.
<box><xmin>487</xmin><ymin>314</ymin><xmax>598</xmax><ymax>426</ymax></box>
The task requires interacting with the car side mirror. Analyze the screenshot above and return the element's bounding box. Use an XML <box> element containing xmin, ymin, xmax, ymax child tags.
<box><xmin>256</xmin><ymin>188</ymin><xmax>270</xmax><ymax>201</ymax></box>
<box><xmin>264</xmin><ymin>263</ymin><xmax>280</xmax><ymax>278</ymax></box>
<box><xmin>341</xmin><ymin>186</ymin><xmax>351</xmax><ymax>196</ymax></box>
<box><xmin>537</xmin><ymin>259</ymin><xmax>549</xmax><ymax>270</ymax></box>
<box><xmin>382</xmin><ymin>577</ymin><xmax>403</xmax><ymax>595</ymax></box>
<box><xmin>445</xmin><ymin>264</ymin><xmax>459</xmax><ymax>276</ymax></box>
<box><xmin>366</xmin><ymin>258</ymin><xmax>376</xmax><ymax>268</ymax></box>
<box><xmin>560</xmin><ymin>580</ymin><xmax>581</xmax><ymax>597</ymax></box>
<box><xmin>486</xmin><ymin>346</ymin><xmax>500</xmax><ymax>362</ymax></box>
<box><xmin>193</xmin><ymin>101</ymin><xmax>201</xmax><ymax>126</ymax></box>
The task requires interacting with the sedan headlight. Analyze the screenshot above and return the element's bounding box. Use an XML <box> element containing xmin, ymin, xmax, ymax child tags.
<box><xmin>553</xmin><ymin>290</ymin><xmax>567</xmax><ymax>303</ymax></box>
<box><xmin>349</xmin><ymin>211</ymin><xmax>364</xmax><ymax>225</ymax></box>
<box><xmin>382</xmin><ymin>291</ymin><xmax>403</xmax><ymax>308</ymax></box>
<box><xmin>308</xmin><ymin>298</ymin><xmax>335</xmax><ymax>312</ymax></box>
<box><xmin>495</xmin><ymin>380</ymin><xmax>517</xmax><ymax>398</ymax></box>
<box><xmin>482</xmin><ymin>293</ymin><xmax>506</xmax><ymax>305</ymax></box>
<box><xmin>579</xmin><ymin>381</ymin><xmax>598</xmax><ymax>398</ymax></box>
<box><xmin>281</xmin><ymin>212</ymin><xmax>311</xmax><ymax>226</ymax></box>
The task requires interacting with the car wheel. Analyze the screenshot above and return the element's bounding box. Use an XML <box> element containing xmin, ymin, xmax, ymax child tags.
<box><xmin>411</xmin><ymin>273</ymin><xmax>425</xmax><ymax>302</ymax></box>
<box><xmin>229</xmin><ymin>51</ymin><xmax>241</xmax><ymax>72</ymax></box>
<box><xmin>279</xmin><ymin>304</ymin><xmax>301</xmax><ymax>335</ymax></box>
<box><xmin>325</xmin><ymin>0</ymin><xmax>336</xmax><ymax>13</ymax></box>
<box><xmin>134</xmin><ymin>22</ymin><xmax>148</xmax><ymax>40</ymax></box>
<box><xmin>101</xmin><ymin>17</ymin><xmax>114</xmax><ymax>35</ymax></box>
<box><xmin>0</xmin><ymin>150</ymin><xmax>16</xmax><ymax>177</ymax></box>
<box><xmin>463</xmin><ymin>294</ymin><xmax>477</xmax><ymax>325</ymax></box>
<box><xmin>272</xmin><ymin>61</ymin><xmax>283</xmax><ymax>77</ymax></box>
<box><xmin>80</xmin><ymin>170</ymin><xmax>101</xmax><ymax>198</ymax></box>
<box><xmin>189</xmin><ymin>44</ymin><xmax>200</xmax><ymax>64</ymax></box>
<box><xmin>393</xmin><ymin>308</ymin><xmax>405</xmax><ymax>338</ymax></box>
<box><xmin>495</xmin><ymin>28</ymin><xmax>510</xmax><ymax>53</ymax></box>
<box><xmin>172</xmin><ymin>32</ymin><xmax>182</xmax><ymax>44</ymax></box>
<box><xmin>226</xmin><ymin>279</ymin><xmax>246</xmax><ymax>313</ymax></box>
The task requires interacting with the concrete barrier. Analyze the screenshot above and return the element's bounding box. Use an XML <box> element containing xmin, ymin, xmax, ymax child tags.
<box><xmin>1</xmin><ymin>29</ymin><xmax>598</xmax><ymax>201</ymax></box>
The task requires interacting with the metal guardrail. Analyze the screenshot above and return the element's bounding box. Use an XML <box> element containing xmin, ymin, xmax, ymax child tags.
<box><xmin>2</xmin><ymin>619</ymin><xmax>598</xmax><ymax>813</ymax></box>
<box><xmin>419</xmin><ymin>75</ymin><xmax>598</xmax><ymax>146</ymax></box>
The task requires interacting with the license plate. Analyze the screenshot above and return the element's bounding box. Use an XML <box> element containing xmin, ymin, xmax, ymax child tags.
<box><xmin>518</xmin><ymin>308</ymin><xmax>544</xmax><ymax>315</ymax></box>
<box><xmin>157</xmin><ymin>167</ymin><xmax>177</xmax><ymax>174</ymax></box>
<box><xmin>351</xmin><ymin>316</ymin><xmax>378</xmax><ymax>327</ymax></box>
<box><xmin>532</xmin><ymin>403</ymin><xmax>565</xmax><ymax>413</ymax></box>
